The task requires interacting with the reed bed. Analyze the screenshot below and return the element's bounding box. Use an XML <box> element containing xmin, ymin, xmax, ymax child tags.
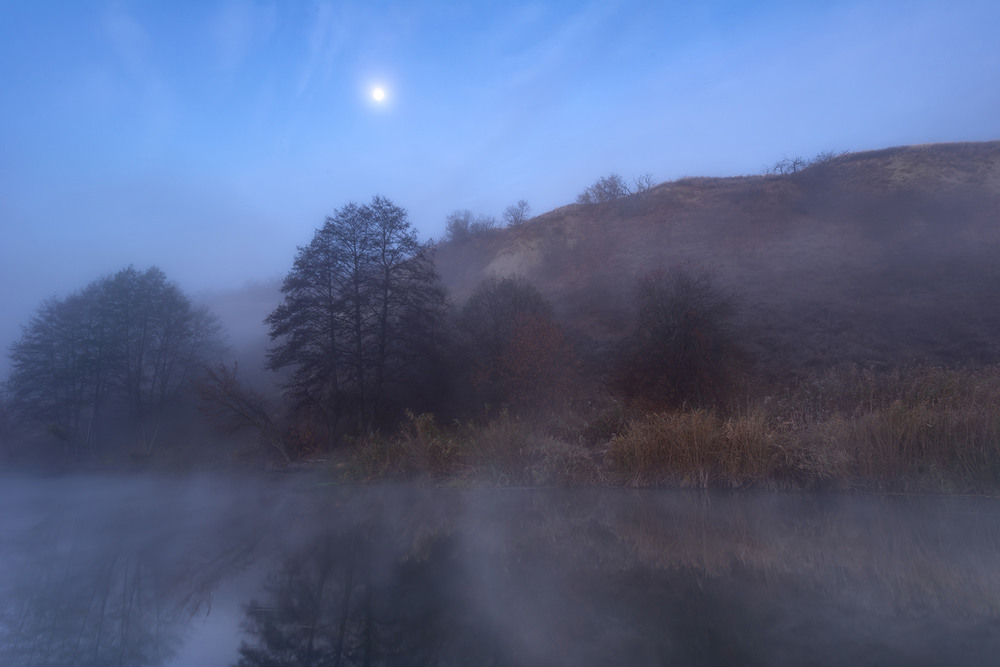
<box><xmin>343</xmin><ymin>366</ymin><xmax>1000</xmax><ymax>493</ymax></box>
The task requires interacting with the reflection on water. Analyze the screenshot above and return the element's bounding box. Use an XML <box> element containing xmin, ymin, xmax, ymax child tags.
<box><xmin>1</xmin><ymin>476</ymin><xmax>999</xmax><ymax>666</ymax></box>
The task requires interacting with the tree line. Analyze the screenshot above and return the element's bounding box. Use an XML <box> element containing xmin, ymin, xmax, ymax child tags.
<box><xmin>443</xmin><ymin>199</ymin><xmax>531</xmax><ymax>242</ymax></box>
<box><xmin>2</xmin><ymin>195</ymin><xmax>738</xmax><ymax>466</ymax></box>
<box><xmin>214</xmin><ymin>195</ymin><xmax>737</xmax><ymax>457</ymax></box>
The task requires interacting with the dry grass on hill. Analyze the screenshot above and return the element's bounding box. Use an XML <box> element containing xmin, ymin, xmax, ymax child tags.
<box><xmin>435</xmin><ymin>141</ymin><xmax>1000</xmax><ymax>377</ymax></box>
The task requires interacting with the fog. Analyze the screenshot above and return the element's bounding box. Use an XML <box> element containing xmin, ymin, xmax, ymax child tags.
<box><xmin>2</xmin><ymin>475</ymin><xmax>999</xmax><ymax>666</ymax></box>
<box><xmin>4</xmin><ymin>3</ymin><xmax>1000</xmax><ymax>661</ymax></box>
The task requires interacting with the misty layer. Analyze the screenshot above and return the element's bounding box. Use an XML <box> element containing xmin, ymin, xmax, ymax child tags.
<box><xmin>4</xmin><ymin>142</ymin><xmax>1000</xmax><ymax>494</ymax></box>
<box><xmin>1</xmin><ymin>477</ymin><xmax>998</xmax><ymax>666</ymax></box>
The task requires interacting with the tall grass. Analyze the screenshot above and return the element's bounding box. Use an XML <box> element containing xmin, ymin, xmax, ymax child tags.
<box><xmin>345</xmin><ymin>411</ymin><xmax>602</xmax><ymax>486</ymax></box>
<box><xmin>816</xmin><ymin>367</ymin><xmax>1000</xmax><ymax>490</ymax></box>
<box><xmin>605</xmin><ymin>409</ymin><xmax>837</xmax><ymax>489</ymax></box>
<box><xmin>342</xmin><ymin>366</ymin><xmax>1000</xmax><ymax>493</ymax></box>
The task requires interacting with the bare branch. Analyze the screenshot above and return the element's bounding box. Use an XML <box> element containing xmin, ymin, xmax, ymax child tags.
<box><xmin>197</xmin><ymin>362</ymin><xmax>290</xmax><ymax>463</ymax></box>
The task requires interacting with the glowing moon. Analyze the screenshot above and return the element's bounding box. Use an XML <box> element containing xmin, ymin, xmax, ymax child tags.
<box><xmin>372</xmin><ymin>87</ymin><xmax>386</xmax><ymax>102</ymax></box>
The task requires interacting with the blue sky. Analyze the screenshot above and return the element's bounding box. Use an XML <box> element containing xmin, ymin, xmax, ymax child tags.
<box><xmin>2</xmin><ymin>0</ymin><xmax>999</xmax><ymax>369</ymax></box>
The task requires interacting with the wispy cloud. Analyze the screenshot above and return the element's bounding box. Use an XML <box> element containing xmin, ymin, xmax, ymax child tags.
<box><xmin>297</xmin><ymin>2</ymin><xmax>350</xmax><ymax>96</ymax></box>
<box><xmin>210</xmin><ymin>1</ymin><xmax>277</xmax><ymax>72</ymax></box>
<box><xmin>498</xmin><ymin>1</ymin><xmax>618</xmax><ymax>94</ymax></box>
<box><xmin>99</xmin><ymin>7</ymin><xmax>175</xmax><ymax>140</ymax></box>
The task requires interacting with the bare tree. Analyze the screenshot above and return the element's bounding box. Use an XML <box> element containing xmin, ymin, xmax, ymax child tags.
<box><xmin>470</xmin><ymin>214</ymin><xmax>498</xmax><ymax>234</ymax></box>
<box><xmin>197</xmin><ymin>362</ymin><xmax>290</xmax><ymax>463</ymax></box>
<box><xmin>811</xmin><ymin>149</ymin><xmax>848</xmax><ymax>165</ymax></box>
<box><xmin>766</xmin><ymin>156</ymin><xmax>808</xmax><ymax>175</ymax></box>
<box><xmin>632</xmin><ymin>173</ymin><xmax>655</xmax><ymax>193</ymax></box>
<box><xmin>444</xmin><ymin>209</ymin><xmax>499</xmax><ymax>241</ymax></box>
<box><xmin>502</xmin><ymin>199</ymin><xmax>531</xmax><ymax>226</ymax></box>
<box><xmin>576</xmin><ymin>173</ymin><xmax>632</xmax><ymax>204</ymax></box>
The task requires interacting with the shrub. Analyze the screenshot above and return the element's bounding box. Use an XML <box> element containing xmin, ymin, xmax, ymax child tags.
<box><xmin>611</xmin><ymin>266</ymin><xmax>741</xmax><ymax>409</ymax></box>
<box><xmin>458</xmin><ymin>275</ymin><xmax>578</xmax><ymax>411</ymax></box>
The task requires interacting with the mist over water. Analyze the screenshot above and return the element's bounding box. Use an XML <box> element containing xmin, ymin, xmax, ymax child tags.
<box><xmin>2</xmin><ymin>475</ymin><xmax>999</xmax><ymax>666</ymax></box>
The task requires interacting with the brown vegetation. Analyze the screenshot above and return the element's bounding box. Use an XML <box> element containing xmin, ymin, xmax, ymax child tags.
<box><xmin>9</xmin><ymin>141</ymin><xmax>1000</xmax><ymax>487</ymax></box>
<box><xmin>337</xmin><ymin>365</ymin><xmax>1000</xmax><ymax>494</ymax></box>
<box><xmin>435</xmin><ymin>141</ymin><xmax>1000</xmax><ymax>377</ymax></box>
<box><xmin>611</xmin><ymin>266</ymin><xmax>741</xmax><ymax>409</ymax></box>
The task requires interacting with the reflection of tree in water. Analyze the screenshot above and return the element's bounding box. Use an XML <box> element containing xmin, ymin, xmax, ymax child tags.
<box><xmin>10</xmin><ymin>481</ymin><xmax>997</xmax><ymax>666</ymax></box>
<box><xmin>233</xmin><ymin>520</ymin><xmax>766</xmax><ymax>666</ymax></box>
<box><xmin>234</xmin><ymin>488</ymin><xmax>1000</xmax><ymax>667</ymax></box>
<box><xmin>235</xmin><ymin>523</ymin><xmax>486</xmax><ymax>667</ymax></box>
<box><xmin>4</xmin><ymin>545</ymin><xmax>184</xmax><ymax>666</ymax></box>
<box><xmin>0</xmin><ymin>478</ymin><xmax>265</xmax><ymax>667</ymax></box>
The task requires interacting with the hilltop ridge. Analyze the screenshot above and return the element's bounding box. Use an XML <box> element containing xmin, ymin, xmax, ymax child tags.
<box><xmin>435</xmin><ymin>141</ymin><xmax>1000</xmax><ymax>376</ymax></box>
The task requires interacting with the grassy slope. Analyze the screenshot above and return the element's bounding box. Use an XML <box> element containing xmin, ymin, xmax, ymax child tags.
<box><xmin>435</xmin><ymin>141</ymin><xmax>1000</xmax><ymax>377</ymax></box>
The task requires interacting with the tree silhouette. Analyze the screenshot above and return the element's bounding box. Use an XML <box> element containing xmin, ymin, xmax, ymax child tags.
<box><xmin>576</xmin><ymin>173</ymin><xmax>631</xmax><ymax>204</ymax></box>
<box><xmin>266</xmin><ymin>196</ymin><xmax>447</xmax><ymax>441</ymax></box>
<box><xmin>4</xmin><ymin>266</ymin><xmax>224</xmax><ymax>459</ymax></box>
<box><xmin>502</xmin><ymin>199</ymin><xmax>531</xmax><ymax>226</ymax></box>
<box><xmin>444</xmin><ymin>209</ymin><xmax>499</xmax><ymax>242</ymax></box>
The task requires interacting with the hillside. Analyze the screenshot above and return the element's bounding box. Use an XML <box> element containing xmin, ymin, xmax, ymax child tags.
<box><xmin>435</xmin><ymin>141</ymin><xmax>1000</xmax><ymax>377</ymax></box>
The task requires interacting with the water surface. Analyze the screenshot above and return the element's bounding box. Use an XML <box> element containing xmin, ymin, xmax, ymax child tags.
<box><xmin>1</xmin><ymin>475</ymin><xmax>998</xmax><ymax>666</ymax></box>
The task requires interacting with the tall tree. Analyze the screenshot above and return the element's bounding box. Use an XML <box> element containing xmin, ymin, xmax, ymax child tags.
<box><xmin>266</xmin><ymin>196</ymin><xmax>447</xmax><ymax>441</ymax></box>
<box><xmin>4</xmin><ymin>266</ymin><xmax>225</xmax><ymax>459</ymax></box>
<box><xmin>0</xmin><ymin>393</ymin><xmax>10</xmax><ymax>460</ymax></box>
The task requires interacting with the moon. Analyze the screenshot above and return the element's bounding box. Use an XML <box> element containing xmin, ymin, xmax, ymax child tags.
<box><xmin>372</xmin><ymin>87</ymin><xmax>386</xmax><ymax>102</ymax></box>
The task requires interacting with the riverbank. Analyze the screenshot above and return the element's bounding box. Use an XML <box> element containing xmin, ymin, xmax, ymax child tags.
<box><xmin>334</xmin><ymin>366</ymin><xmax>1000</xmax><ymax>495</ymax></box>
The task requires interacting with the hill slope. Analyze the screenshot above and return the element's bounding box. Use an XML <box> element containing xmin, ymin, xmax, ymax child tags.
<box><xmin>435</xmin><ymin>141</ymin><xmax>1000</xmax><ymax>376</ymax></box>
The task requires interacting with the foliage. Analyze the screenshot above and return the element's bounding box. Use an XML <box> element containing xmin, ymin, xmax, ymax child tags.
<box><xmin>266</xmin><ymin>196</ymin><xmax>448</xmax><ymax>442</ymax></box>
<box><xmin>4</xmin><ymin>266</ymin><xmax>224</xmax><ymax>459</ymax></box>
<box><xmin>502</xmin><ymin>199</ymin><xmax>531</xmax><ymax>226</ymax></box>
<box><xmin>0</xmin><ymin>394</ymin><xmax>11</xmax><ymax>463</ymax></box>
<box><xmin>497</xmin><ymin>312</ymin><xmax>578</xmax><ymax>403</ymax></box>
<box><xmin>612</xmin><ymin>266</ymin><xmax>740</xmax><ymax>408</ymax></box>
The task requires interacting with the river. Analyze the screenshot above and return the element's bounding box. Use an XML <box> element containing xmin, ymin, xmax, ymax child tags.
<box><xmin>1</xmin><ymin>474</ymin><xmax>998</xmax><ymax>665</ymax></box>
